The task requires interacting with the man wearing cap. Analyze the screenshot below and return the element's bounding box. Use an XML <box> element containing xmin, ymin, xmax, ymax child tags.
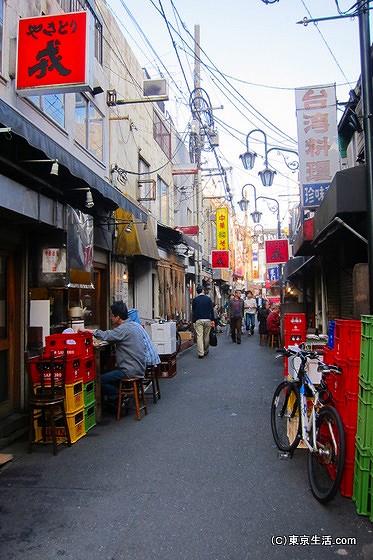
<box><xmin>192</xmin><ymin>285</ymin><xmax>215</xmax><ymax>359</ymax></box>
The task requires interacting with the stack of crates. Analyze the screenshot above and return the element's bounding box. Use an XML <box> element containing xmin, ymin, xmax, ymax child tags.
<box><xmin>353</xmin><ymin>315</ymin><xmax>373</xmax><ymax>519</ymax></box>
<box><xmin>150</xmin><ymin>321</ymin><xmax>177</xmax><ymax>356</ymax></box>
<box><xmin>283</xmin><ymin>313</ymin><xmax>306</xmax><ymax>378</ymax></box>
<box><xmin>323</xmin><ymin>319</ymin><xmax>362</xmax><ymax>497</ymax></box>
<box><xmin>37</xmin><ymin>332</ymin><xmax>96</xmax><ymax>443</ymax></box>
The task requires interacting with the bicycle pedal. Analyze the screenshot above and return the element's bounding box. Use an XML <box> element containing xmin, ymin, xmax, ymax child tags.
<box><xmin>278</xmin><ymin>451</ymin><xmax>291</xmax><ymax>460</ymax></box>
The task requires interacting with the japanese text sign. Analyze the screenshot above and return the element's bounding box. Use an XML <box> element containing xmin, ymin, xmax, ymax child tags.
<box><xmin>267</xmin><ymin>266</ymin><xmax>279</xmax><ymax>281</ymax></box>
<box><xmin>16</xmin><ymin>11</ymin><xmax>93</xmax><ymax>96</ymax></box>
<box><xmin>215</xmin><ymin>207</ymin><xmax>229</xmax><ymax>251</ymax></box>
<box><xmin>265</xmin><ymin>239</ymin><xmax>289</xmax><ymax>264</ymax></box>
<box><xmin>211</xmin><ymin>250</ymin><xmax>230</xmax><ymax>269</ymax></box>
<box><xmin>295</xmin><ymin>84</ymin><xmax>339</xmax><ymax>208</ymax></box>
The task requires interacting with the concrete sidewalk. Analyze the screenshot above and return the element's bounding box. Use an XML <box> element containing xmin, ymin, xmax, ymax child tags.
<box><xmin>0</xmin><ymin>331</ymin><xmax>372</xmax><ymax>559</ymax></box>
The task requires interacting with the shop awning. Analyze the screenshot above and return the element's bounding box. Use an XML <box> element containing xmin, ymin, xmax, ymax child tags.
<box><xmin>114</xmin><ymin>209</ymin><xmax>160</xmax><ymax>260</ymax></box>
<box><xmin>157</xmin><ymin>224</ymin><xmax>202</xmax><ymax>251</ymax></box>
<box><xmin>0</xmin><ymin>98</ymin><xmax>147</xmax><ymax>222</ymax></box>
<box><xmin>283</xmin><ymin>256</ymin><xmax>316</xmax><ymax>280</ymax></box>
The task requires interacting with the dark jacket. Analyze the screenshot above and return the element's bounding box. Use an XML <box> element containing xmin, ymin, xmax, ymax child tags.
<box><xmin>192</xmin><ymin>294</ymin><xmax>214</xmax><ymax>322</ymax></box>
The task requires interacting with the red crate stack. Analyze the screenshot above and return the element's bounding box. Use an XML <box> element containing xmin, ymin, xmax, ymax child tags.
<box><xmin>328</xmin><ymin>319</ymin><xmax>362</xmax><ymax>497</ymax></box>
<box><xmin>283</xmin><ymin>314</ymin><xmax>306</xmax><ymax>377</ymax></box>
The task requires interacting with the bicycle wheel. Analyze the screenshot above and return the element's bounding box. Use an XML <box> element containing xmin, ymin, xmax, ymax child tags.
<box><xmin>271</xmin><ymin>381</ymin><xmax>301</xmax><ymax>452</ymax></box>
<box><xmin>307</xmin><ymin>405</ymin><xmax>345</xmax><ymax>503</ymax></box>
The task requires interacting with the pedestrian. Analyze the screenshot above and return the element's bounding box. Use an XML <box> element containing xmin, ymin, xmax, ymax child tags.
<box><xmin>267</xmin><ymin>304</ymin><xmax>281</xmax><ymax>336</ymax></box>
<box><xmin>244</xmin><ymin>290</ymin><xmax>257</xmax><ymax>336</ymax></box>
<box><xmin>192</xmin><ymin>285</ymin><xmax>215</xmax><ymax>359</ymax></box>
<box><xmin>228</xmin><ymin>289</ymin><xmax>244</xmax><ymax>344</ymax></box>
<box><xmin>257</xmin><ymin>300</ymin><xmax>271</xmax><ymax>345</ymax></box>
<box><xmin>79</xmin><ymin>300</ymin><xmax>146</xmax><ymax>407</ymax></box>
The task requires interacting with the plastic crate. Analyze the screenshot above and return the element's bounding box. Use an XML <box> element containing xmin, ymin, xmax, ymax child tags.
<box><xmin>327</xmin><ymin>320</ymin><xmax>336</xmax><ymax>349</ymax></box>
<box><xmin>341</xmin><ymin>393</ymin><xmax>359</xmax><ymax>432</ymax></box>
<box><xmin>353</xmin><ymin>446</ymin><xmax>372</xmax><ymax>516</ymax></box>
<box><xmin>81</xmin><ymin>356</ymin><xmax>96</xmax><ymax>383</ymax></box>
<box><xmin>361</xmin><ymin>315</ymin><xmax>373</xmax><ymax>338</ymax></box>
<box><xmin>45</xmin><ymin>333</ymin><xmax>94</xmax><ymax>358</ymax></box>
<box><xmin>34</xmin><ymin>407</ymin><xmax>85</xmax><ymax>444</ymax></box>
<box><xmin>283</xmin><ymin>313</ymin><xmax>306</xmax><ymax>333</ymax></box>
<box><xmin>284</xmin><ymin>333</ymin><xmax>306</xmax><ymax>347</ymax></box>
<box><xmin>29</xmin><ymin>354</ymin><xmax>83</xmax><ymax>385</ymax></box>
<box><xmin>356</xmin><ymin>394</ymin><xmax>373</xmax><ymax>450</ymax></box>
<box><xmin>344</xmin><ymin>359</ymin><xmax>360</xmax><ymax>396</ymax></box>
<box><xmin>322</xmin><ymin>346</ymin><xmax>336</xmax><ymax>366</ymax></box>
<box><xmin>65</xmin><ymin>381</ymin><xmax>84</xmax><ymax>414</ymax></box>
<box><xmin>158</xmin><ymin>353</ymin><xmax>177</xmax><ymax>378</ymax></box>
<box><xmin>344</xmin><ymin>424</ymin><xmax>357</xmax><ymax>464</ymax></box>
<box><xmin>83</xmin><ymin>380</ymin><xmax>95</xmax><ymax>407</ymax></box>
<box><xmin>334</xmin><ymin>319</ymin><xmax>361</xmax><ymax>361</ymax></box>
<box><xmin>84</xmin><ymin>403</ymin><xmax>96</xmax><ymax>432</ymax></box>
<box><xmin>340</xmin><ymin>460</ymin><xmax>355</xmax><ymax>498</ymax></box>
<box><xmin>360</xmin><ymin>335</ymin><xmax>373</xmax><ymax>385</ymax></box>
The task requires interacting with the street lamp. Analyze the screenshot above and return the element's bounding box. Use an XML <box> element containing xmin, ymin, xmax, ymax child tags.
<box><xmin>251</xmin><ymin>196</ymin><xmax>281</xmax><ymax>239</ymax></box>
<box><xmin>252</xmin><ymin>223</ymin><xmax>265</xmax><ymax>245</ymax></box>
<box><xmin>237</xmin><ymin>183</ymin><xmax>257</xmax><ymax>213</ymax></box>
<box><xmin>239</xmin><ymin>128</ymin><xmax>299</xmax><ymax>187</ymax></box>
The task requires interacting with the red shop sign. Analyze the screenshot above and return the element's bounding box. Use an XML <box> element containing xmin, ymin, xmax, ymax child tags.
<box><xmin>211</xmin><ymin>250</ymin><xmax>230</xmax><ymax>269</ymax></box>
<box><xmin>16</xmin><ymin>11</ymin><xmax>92</xmax><ymax>95</ymax></box>
<box><xmin>265</xmin><ymin>239</ymin><xmax>289</xmax><ymax>264</ymax></box>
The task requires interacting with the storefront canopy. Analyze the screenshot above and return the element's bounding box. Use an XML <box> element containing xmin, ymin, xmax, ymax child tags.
<box><xmin>0</xmin><ymin>98</ymin><xmax>147</xmax><ymax>222</ymax></box>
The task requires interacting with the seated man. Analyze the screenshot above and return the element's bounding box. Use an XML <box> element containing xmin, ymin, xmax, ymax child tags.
<box><xmin>80</xmin><ymin>301</ymin><xmax>146</xmax><ymax>406</ymax></box>
<box><xmin>266</xmin><ymin>304</ymin><xmax>281</xmax><ymax>335</ymax></box>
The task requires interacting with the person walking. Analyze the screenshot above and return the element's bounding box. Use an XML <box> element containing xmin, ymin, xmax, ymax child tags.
<box><xmin>228</xmin><ymin>289</ymin><xmax>244</xmax><ymax>344</ymax></box>
<box><xmin>244</xmin><ymin>290</ymin><xmax>257</xmax><ymax>336</ymax></box>
<box><xmin>192</xmin><ymin>285</ymin><xmax>215</xmax><ymax>359</ymax></box>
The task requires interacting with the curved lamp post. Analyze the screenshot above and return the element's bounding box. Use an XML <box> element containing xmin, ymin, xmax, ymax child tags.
<box><xmin>252</xmin><ymin>223</ymin><xmax>265</xmax><ymax>245</ymax></box>
<box><xmin>239</xmin><ymin>128</ymin><xmax>299</xmax><ymax>187</ymax></box>
<box><xmin>251</xmin><ymin>196</ymin><xmax>281</xmax><ymax>239</ymax></box>
<box><xmin>237</xmin><ymin>183</ymin><xmax>257</xmax><ymax>213</ymax></box>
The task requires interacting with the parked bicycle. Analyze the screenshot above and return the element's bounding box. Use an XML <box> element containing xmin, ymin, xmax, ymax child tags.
<box><xmin>270</xmin><ymin>346</ymin><xmax>346</xmax><ymax>503</ymax></box>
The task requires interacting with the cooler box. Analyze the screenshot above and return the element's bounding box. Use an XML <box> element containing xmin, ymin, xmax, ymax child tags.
<box><xmin>153</xmin><ymin>339</ymin><xmax>177</xmax><ymax>355</ymax></box>
<box><xmin>151</xmin><ymin>321</ymin><xmax>176</xmax><ymax>341</ymax></box>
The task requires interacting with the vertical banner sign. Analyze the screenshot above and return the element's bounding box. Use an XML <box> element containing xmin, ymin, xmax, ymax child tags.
<box><xmin>295</xmin><ymin>84</ymin><xmax>339</xmax><ymax>209</ymax></box>
<box><xmin>16</xmin><ymin>11</ymin><xmax>93</xmax><ymax>96</ymax></box>
<box><xmin>215</xmin><ymin>207</ymin><xmax>229</xmax><ymax>251</ymax></box>
<box><xmin>252</xmin><ymin>242</ymin><xmax>259</xmax><ymax>280</ymax></box>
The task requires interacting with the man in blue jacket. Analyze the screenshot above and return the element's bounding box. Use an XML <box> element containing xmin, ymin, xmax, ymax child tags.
<box><xmin>192</xmin><ymin>285</ymin><xmax>215</xmax><ymax>359</ymax></box>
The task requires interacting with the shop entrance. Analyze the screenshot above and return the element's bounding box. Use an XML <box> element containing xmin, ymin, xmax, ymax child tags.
<box><xmin>0</xmin><ymin>251</ymin><xmax>18</xmax><ymax>418</ymax></box>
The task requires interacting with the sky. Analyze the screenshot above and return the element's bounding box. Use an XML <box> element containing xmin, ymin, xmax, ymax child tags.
<box><xmin>105</xmin><ymin>0</ymin><xmax>368</xmax><ymax>230</ymax></box>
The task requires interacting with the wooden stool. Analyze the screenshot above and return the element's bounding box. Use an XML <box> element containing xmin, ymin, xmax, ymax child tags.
<box><xmin>116</xmin><ymin>377</ymin><xmax>148</xmax><ymax>421</ymax></box>
<box><xmin>144</xmin><ymin>365</ymin><xmax>161</xmax><ymax>404</ymax></box>
<box><xmin>259</xmin><ymin>334</ymin><xmax>268</xmax><ymax>346</ymax></box>
<box><xmin>268</xmin><ymin>333</ymin><xmax>281</xmax><ymax>348</ymax></box>
<box><xmin>25</xmin><ymin>350</ymin><xmax>71</xmax><ymax>455</ymax></box>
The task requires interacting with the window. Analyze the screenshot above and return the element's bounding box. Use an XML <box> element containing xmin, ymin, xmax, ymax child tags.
<box><xmin>75</xmin><ymin>93</ymin><xmax>103</xmax><ymax>161</ymax></box>
<box><xmin>153</xmin><ymin>111</ymin><xmax>170</xmax><ymax>158</ymax></box>
<box><xmin>28</xmin><ymin>94</ymin><xmax>65</xmax><ymax>128</ymax></box>
<box><xmin>157</xmin><ymin>177</ymin><xmax>169</xmax><ymax>223</ymax></box>
<box><xmin>57</xmin><ymin>0</ymin><xmax>103</xmax><ymax>64</ymax></box>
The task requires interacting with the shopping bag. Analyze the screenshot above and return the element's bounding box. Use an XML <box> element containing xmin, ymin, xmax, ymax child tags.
<box><xmin>209</xmin><ymin>329</ymin><xmax>218</xmax><ymax>347</ymax></box>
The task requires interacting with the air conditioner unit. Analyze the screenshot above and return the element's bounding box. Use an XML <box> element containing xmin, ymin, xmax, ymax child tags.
<box><xmin>143</xmin><ymin>79</ymin><xmax>169</xmax><ymax>99</ymax></box>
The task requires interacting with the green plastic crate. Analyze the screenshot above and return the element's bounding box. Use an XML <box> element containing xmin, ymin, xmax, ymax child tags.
<box><xmin>84</xmin><ymin>404</ymin><xmax>96</xmax><ymax>432</ymax></box>
<box><xmin>360</xmin><ymin>335</ymin><xmax>373</xmax><ymax>385</ymax></box>
<box><xmin>83</xmin><ymin>380</ymin><xmax>95</xmax><ymax>407</ymax></box>
<box><xmin>353</xmin><ymin>457</ymin><xmax>372</xmax><ymax>516</ymax></box>
<box><xmin>356</xmin><ymin>396</ymin><xmax>373</xmax><ymax>449</ymax></box>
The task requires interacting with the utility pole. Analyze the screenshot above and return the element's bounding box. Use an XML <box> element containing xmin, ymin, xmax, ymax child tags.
<box><xmin>358</xmin><ymin>1</ymin><xmax>373</xmax><ymax>313</ymax></box>
<box><xmin>194</xmin><ymin>24</ymin><xmax>203</xmax><ymax>286</ymax></box>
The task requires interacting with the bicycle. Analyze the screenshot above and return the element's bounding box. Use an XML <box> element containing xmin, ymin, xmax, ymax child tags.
<box><xmin>270</xmin><ymin>345</ymin><xmax>346</xmax><ymax>503</ymax></box>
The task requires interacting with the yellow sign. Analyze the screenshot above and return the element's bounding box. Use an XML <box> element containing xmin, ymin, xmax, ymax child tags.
<box><xmin>216</xmin><ymin>207</ymin><xmax>229</xmax><ymax>251</ymax></box>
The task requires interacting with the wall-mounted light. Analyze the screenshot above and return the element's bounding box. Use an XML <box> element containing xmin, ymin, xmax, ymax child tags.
<box><xmin>22</xmin><ymin>158</ymin><xmax>59</xmax><ymax>176</ymax></box>
<box><xmin>125</xmin><ymin>222</ymin><xmax>133</xmax><ymax>233</ymax></box>
<box><xmin>67</xmin><ymin>187</ymin><xmax>94</xmax><ymax>209</ymax></box>
<box><xmin>123</xmin><ymin>271</ymin><xmax>128</xmax><ymax>281</ymax></box>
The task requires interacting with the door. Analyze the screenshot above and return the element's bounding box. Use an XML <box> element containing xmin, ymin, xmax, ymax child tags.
<box><xmin>0</xmin><ymin>251</ymin><xmax>17</xmax><ymax>418</ymax></box>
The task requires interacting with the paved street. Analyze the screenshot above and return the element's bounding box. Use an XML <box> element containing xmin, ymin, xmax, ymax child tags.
<box><xmin>1</xmin><ymin>330</ymin><xmax>373</xmax><ymax>560</ymax></box>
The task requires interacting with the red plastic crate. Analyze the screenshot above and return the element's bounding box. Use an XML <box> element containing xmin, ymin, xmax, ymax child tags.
<box><xmin>322</xmin><ymin>346</ymin><xmax>336</xmax><ymax>365</ymax></box>
<box><xmin>284</xmin><ymin>333</ymin><xmax>306</xmax><ymax>347</ymax></box>
<box><xmin>344</xmin><ymin>359</ymin><xmax>360</xmax><ymax>396</ymax></box>
<box><xmin>334</xmin><ymin>319</ymin><xmax>361</xmax><ymax>361</ymax></box>
<box><xmin>29</xmin><ymin>354</ymin><xmax>83</xmax><ymax>385</ymax></box>
<box><xmin>340</xmin><ymin>460</ymin><xmax>355</xmax><ymax>498</ymax></box>
<box><xmin>81</xmin><ymin>356</ymin><xmax>96</xmax><ymax>383</ymax></box>
<box><xmin>45</xmin><ymin>333</ymin><xmax>94</xmax><ymax>358</ymax></box>
<box><xmin>284</xmin><ymin>313</ymin><xmax>306</xmax><ymax>333</ymax></box>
